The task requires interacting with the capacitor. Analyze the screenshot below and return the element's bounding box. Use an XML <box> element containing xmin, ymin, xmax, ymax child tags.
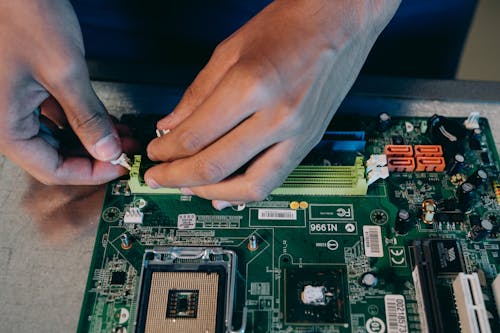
<box><xmin>360</xmin><ymin>272</ymin><xmax>378</xmax><ymax>288</ymax></box>
<box><xmin>446</xmin><ymin>153</ymin><xmax>465</xmax><ymax>175</ymax></box>
<box><xmin>377</xmin><ymin>112</ymin><xmax>392</xmax><ymax>131</ymax></box>
<box><xmin>120</xmin><ymin>234</ymin><xmax>132</xmax><ymax>250</ymax></box>
<box><xmin>248</xmin><ymin>235</ymin><xmax>258</xmax><ymax>251</ymax></box>
<box><xmin>395</xmin><ymin>209</ymin><xmax>413</xmax><ymax>235</ymax></box>
<box><xmin>468</xmin><ymin>219</ymin><xmax>494</xmax><ymax>241</ymax></box>
<box><xmin>457</xmin><ymin>182</ymin><xmax>476</xmax><ymax>212</ymax></box>
<box><xmin>469</xmin><ymin>128</ymin><xmax>483</xmax><ymax>150</ymax></box>
<box><xmin>469</xmin><ymin>168</ymin><xmax>488</xmax><ymax>188</ymax></box>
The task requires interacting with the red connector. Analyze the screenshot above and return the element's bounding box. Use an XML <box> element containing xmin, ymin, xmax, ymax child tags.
<box><xmin>388</xmin><ymin>157</ymin><xmax>416</xmax><ymax>172</ymax></box>
<box><xmin>415</xmin><ymin>157</ymin><xmax>446</xmax><ymax>172</ymax></box>
<box><xmin>385</xmin><ymin>145</ymin><xmax>413</xmax><ymax>157</ymax></box>
<box><xmin>414</xmin><ymin>145</ymin><xmax>443</xmax><ymax>157</ymax></box>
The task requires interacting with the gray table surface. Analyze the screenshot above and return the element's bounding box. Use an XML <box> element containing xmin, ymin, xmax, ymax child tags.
<box><xmin>1</xmin><ymin>79</ymin><xmax>499</xmax><ymax>332</ymax></box>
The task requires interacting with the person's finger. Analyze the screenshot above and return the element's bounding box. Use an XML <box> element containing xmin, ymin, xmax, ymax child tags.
<box><xmin>41</xmin><ymin>57</ymin><xmax>122</xmax><ymax>162</ymax></box>
<box><xmin>40</xmin><ymin>96</ymin><xmax>68</xmax><ymax>129</ymax></box>
<box><xmin>180</xmin><ymin>140</ymin><xmax>299</xmax><ymax>202</ymax></box>
<box><xmin>6</xmin><ymin>135</ymin><xmax>126</xmax><ymax>185</ymax></box>
<box><xmin>156</xmin><ymin>43</ymin><xmax>239</xmax><ymax>130</ymax></box>
<box><xmin>148</xmin><ymin>66</ymin><xmax>270</xmax><ymax>162</ymax></box>
<box><xmin>145</xmin><ymin>111</ymin><xmax>284</xmax><ymax>188</ymax></box>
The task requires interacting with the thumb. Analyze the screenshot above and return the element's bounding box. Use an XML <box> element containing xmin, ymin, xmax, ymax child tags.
<box><xmin>45</xmin><ymin>64</ymin><xmax>121</xmax><ymax>161</ymax></box>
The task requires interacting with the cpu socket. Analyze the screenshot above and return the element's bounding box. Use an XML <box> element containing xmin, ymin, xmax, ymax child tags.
<box><xmin>135</xmin><ymin>247</ymin><xmax>238</xmax><ymax>333</ymax></box>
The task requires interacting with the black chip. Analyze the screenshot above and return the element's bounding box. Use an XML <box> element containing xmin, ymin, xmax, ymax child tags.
<box><xmin>391</xmin><ymin>135</ymin><xmax>404</xmax><ymax>145</ymax></box>
<box><xmin>469</xmin><ymin>137</ymin><xmax>482</xmax><ymax>150</ymax></box>
<box><xmin>481</xmin><ymin>151</ymin><xmax>491</xmax><ymax>165</ymax></box>
<box><xmin>469</xmin><ymin>214</ymin><xmax>481</xmax><ymax>226</ymax></box>
<box><xmin>166</xmin><ymin>290</ymin><xmax>199</xmax><ymax>318</ymax></box>
<box><xmin>111</xmin><ymin>271</ymin><xmax>127</xmax><ymax>285</ymax></box>
<box><xmin>442</xmin><ymin>198</ymin><xmax>457</xmax><ymax>211</ymax></box>
<box><xmin>429</xmin><ymin>239</ymin><xmax>464</xmax><ymax>275</ymax></box>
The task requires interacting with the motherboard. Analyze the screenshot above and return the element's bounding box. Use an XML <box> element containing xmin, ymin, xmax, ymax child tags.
<box><xmin>78</xmin><ymin>113</ymin><xmax>500</xmax><ymax>333</ymax></box>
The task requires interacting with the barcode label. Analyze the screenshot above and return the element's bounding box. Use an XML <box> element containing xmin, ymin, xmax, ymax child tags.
<box><xmin>177</xmin><ymin>214</ymin><xmax>196</xmax><ymax>229</ymax></box>
<box><xmin>258</xmin><ymin>209</ymin><xmax>297</xmax><ymax>220</ymax></box>
<box><xmin>363</xmin><ymin>225</ymin><xmax>383</xmax><ymax>257</ymax></box>
<box><xmin>384</xmin><ymin>295</ymin><xmax>408</xmax><ymax>333</ymax></box>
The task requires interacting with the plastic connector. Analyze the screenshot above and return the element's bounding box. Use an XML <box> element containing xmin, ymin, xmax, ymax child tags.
<box><xmin>367</xmin><ymin>167</ymin><xmax>389</xmax><ymax>185</ymax></box>
<box><xmin>387</xmin><ymin>157</ymin><xmax>415</xmax><ymax>172</ymax></box>
<box><xmin>366</xmin><ymin>154</ymin><xmax>387</xmax><ymax>172</ymax></box>
<box><xmin>414</xmin><ymin>145</ymin><xmax>443</xmax><ymax>157</ymax></box>
<box><xmin>464</xmin><ymin>112</ymin><xmax>480</xmax><ymax>130</ymax></box>
<box><xmin>384</xmin><ymin>145</ymin><xmax>413</xmax><ymax>157</ymax></box>
<box><xmin>415</xmin><ymin>157</ymin><xmax>446</xmax><ymax>172</ymax></box>
<box><xmin>453</xmin><ymin>273</ymin><xmax>491</xmax><ymax>333</ymax></box>
<box><xmin>493</xmin><ymin>274</ymin><xmax>500</xmax><ymax>318</ymax></box>
<box><xmin>124</xmin><ymin>207</ymin><xmax>144</xmax><ymax>224</ymax></box>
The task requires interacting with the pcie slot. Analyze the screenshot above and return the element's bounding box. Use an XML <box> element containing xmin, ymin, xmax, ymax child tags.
<box><xmin>493</xmin><ymin>275</ymin><xmax>500</xmax><ymax>318</ymax></box>
<box><xmin>415</xmin><ymin>157</ymin><xmax>446</xmax><ymax>172</ymax></box>
<box><xmin>410</xmin><ymin>241</ymin><xmax>445</xmax><ymax>333</ymax></box>
<box><xmin>385</xmin><ymin>144</ymin><xmax>414</xmax><ymax>157</ymax></box>
<box><xmin>453</xmin><ymin>273</ymin><xmax>491</xmax><ymax>333</ymax></box>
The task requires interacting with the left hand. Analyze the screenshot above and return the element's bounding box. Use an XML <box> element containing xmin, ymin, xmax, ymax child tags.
<box><xmin>146</xmin><ymin>0</ymin><xmax>400</xmax><ymax>209</ymax></box>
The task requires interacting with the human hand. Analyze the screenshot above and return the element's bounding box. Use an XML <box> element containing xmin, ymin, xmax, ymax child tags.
<box><xmin>146</xmin><ymin>0</ymin><xmax>400</xmax><ymax>209</ymax></box>
<box><xmin>0</xmin><ymin>0</ymin><xmax>125</xmax><ymax>185</ymax></box>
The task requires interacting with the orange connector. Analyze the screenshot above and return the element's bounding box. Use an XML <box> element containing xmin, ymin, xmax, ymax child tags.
<box><xmin>415</xmin><ymin>157</ymin><xmax>446</xmax><ymax>172</ymax></box>
<box><xmin>388</xmin><ymin>157</ymin><xmax>415</xmax><ymax>172</ymax></box>
<box><xmin>414</xmin><ymin>145</ymin><xmax>443</xmax><ymax>157</ymax></box>
<box><xmin>385</xmin><ymin>145</ymin><xmax>413</xmax><ymax>157</ymax></box>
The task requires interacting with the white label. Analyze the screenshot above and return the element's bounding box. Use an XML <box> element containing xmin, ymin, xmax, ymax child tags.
<box><xmin>384</xmin><ymin>295</ymin><xmax>408</xmax><ymax>333</ymax></box>
<box><xmin>258</xmin><ymin>209</ymin><xmax>296</xmax><ymax>220</ymax></box>
<box><xmin>363</xmin><ymin>225</ymin><xmax>383</xmax><ymax>257</ymax></box>
<box><xmin>177</xmin><ymin>214</ymin><xmax>196</xmax><ymax>229</ymax></box>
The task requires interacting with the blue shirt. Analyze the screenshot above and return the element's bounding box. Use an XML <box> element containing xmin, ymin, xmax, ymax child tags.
<box><xmin>71</xmin><ymin>0</ymin><xmax>477</xmax><ymax>79</ymax></box>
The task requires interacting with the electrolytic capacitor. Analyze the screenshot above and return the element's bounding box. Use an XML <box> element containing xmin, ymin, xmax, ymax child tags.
<box><xmin>446</xmin><ymin>153</ymin><xmax>465</xmax><ymax>175</ymax></box>
<box><xmin>395</xmin><ymin>209</ymin><xmax>413</xmax><ymax>235</ymax></box>
<box><xmin>469</xmin><ymin>168</ymin><xmax>488</xmax><ymax>188</ymax></box>
<box><xmin>378</xmin><ymin>112</ymin><xmax>392</xmax><ymax>132</ymax></box>
<box><xmin>468</xmin><ymin>219</ymin><xmax>494</xmax><ymax>241</ymax></box>
<box><xmin>457</xmin><ymin>182</ymin><xmax>476</xmax><ymax>212</ymax></box>
<box><xmin>360</xmin><ymin>272</ymin><xmax>378</xmax><ymax>288</ymax></box>
<box><xmin>469</xmin><ymin>128</ymin><xmax>483</xmax><ymax>150</ymax></box>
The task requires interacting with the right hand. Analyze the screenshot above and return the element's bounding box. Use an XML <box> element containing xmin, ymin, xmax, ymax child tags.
<box><xmin>0</xmin><ymin>0</ymin><xmax>125</xmax><ymax>185</ymax></box>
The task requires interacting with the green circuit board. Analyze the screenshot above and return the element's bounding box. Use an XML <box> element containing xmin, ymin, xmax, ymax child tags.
<box><xmin>78</xmin><ymin>114</ymin><xmax>500</xmax><ymax>333</ymax></box>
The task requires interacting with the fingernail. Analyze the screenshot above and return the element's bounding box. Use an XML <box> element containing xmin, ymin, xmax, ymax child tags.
<box><xmin>180</xmin><ymin>187</ymin><xmax>194</xmax><ymax>195</ymax></box>
<box><xmin>158</xmin><ymin>112</ymin><xmax>174</xmax><ymax>126</ymax></box>
<box><xmin>94</xmin><ymin>134</ymin><xmax>120</xmax><ymax>161</ymax></box>
<box><xmin>145</xmin><ymin>178</ymin><xmax>161</xmax><ymax>189</ymax></box>
<box><xmin>213</xmin><ymin>200</ymin><xmax>232</xmax><ymax>211</ymax></box>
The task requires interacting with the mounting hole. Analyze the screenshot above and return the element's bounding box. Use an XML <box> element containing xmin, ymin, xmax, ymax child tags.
<box><xmin>370</xmin><ymin>209</ymin><xmax>389</xmax><ymax>225</ymax></box>
<box><xmin>102</xmin><ymin>207</ymin><xmax>121</xmax><ymax>223</ymax></box>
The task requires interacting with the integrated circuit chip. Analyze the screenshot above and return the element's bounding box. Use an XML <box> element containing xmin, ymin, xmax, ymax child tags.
<box><xmin>110</xmin><ymin>271</ymin><xmax>127</xmax><ymax>285</ymax></box>
<box><xmin>428</xmin><ymin>239</ymin><xmax>464</xmax><ymax>275</ymax></box>
<box><xmin>283</xmin><ymin>266</ymin><xmax>348</xmax><ymax>325</ymax></box>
